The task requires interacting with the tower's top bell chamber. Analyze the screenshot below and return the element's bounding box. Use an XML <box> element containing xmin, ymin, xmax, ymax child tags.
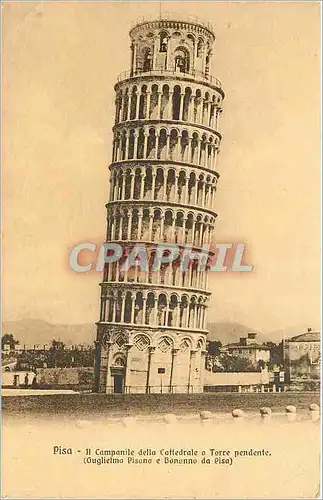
<box><xmin>129</xmin><ymin>17</ymin><xmax>217</xmax><ymax>83</ymax></box>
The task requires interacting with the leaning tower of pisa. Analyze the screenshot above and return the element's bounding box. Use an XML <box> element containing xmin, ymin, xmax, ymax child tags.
<box><xmin>94</xmin><ymin>15</ymin><xmax>224</xmax><ymax>394</ymax></box>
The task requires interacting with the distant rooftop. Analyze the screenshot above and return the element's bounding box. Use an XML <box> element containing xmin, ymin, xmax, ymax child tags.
<box><xmin>225</xmin><ymin>343</ymin><xmax>271</xmax><ymax>351</ymax></box>
<box><xmin>289</xmin><ymin>330</ymin><xmax>320</xmax><ymax>343</ymax></box>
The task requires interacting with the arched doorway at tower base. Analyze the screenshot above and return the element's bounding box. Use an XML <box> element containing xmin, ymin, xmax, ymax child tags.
<box><xmin>110</xmin><ymin>367</ymin><xmax>125</xmax><ymax>394</ymax></box>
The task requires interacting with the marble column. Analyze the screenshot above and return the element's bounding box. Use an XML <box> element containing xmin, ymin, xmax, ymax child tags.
<box><xmin>167</xmin><ymin>91</ymin><xmax>174</xmax><ymax>119</ymax></box>
<box><xmin>129</xmin><ymin>173</ymin><xmax>135</xmax><ymax>199</ymax></box>
<box><xmin>105</xmin><ymin>340</ymin><xmax>114</xmax><ymax>394</ymax></box>
<box><xmin>134</xmin><ymin>133</ymin><xmax>139</xmax><ymax>159</ymax></box>
<box><xmin>143</xmin><ymin>131</ymin><xmax>148</xmax><ymax>158</ymax></box>
<box><xmin>124</xmin><ymin>344</ymin><xmax>133</xmax><ymax>394</ymax></box>
<box><xmin>136</xmin><ymin>92</ymin><xmax>141</xmax><ymax>119</ymax></box>
<box><xmin>169</xmin><ymin>348</ymin><xmax>180</xmax><ymax>393</ymax></box>
<box><xmin>146</xmin><ymin>91</ymin><xmax>151</xmax><ymax>119</ymax></box>
<box><xmin>120</xmin><ymin>292</ymin><xmax>126</xmax><ymax>323</ymax></box>
<box><xmin>157</xmin><ymin>91</ymin><xmax>162</xmax><ymax>118</ymax></box>
<box><xmin>188</xmin><ymin>349</ymin><xmax>197</xmax><ymax>394</ymax></box>
<box><xmin>179</xmin><ymin>93</ymin><xmax>185</xmax><ymax>120</ymax></box>
<box><xmin>200</xmin><ymin>349</ymin><xmax>207</xmax><ymax>389</ymax></box>
<box><xmin>142</xmin><ymin>293</ymin><xmax>147</xmax><ymax>324</ymax></box>
<box><xmin>151</xmin><ymin>173</ymin><xmax>157</xmax><ymax>200</ymax></box>
<box><xmin>137</xmin><ymin>209</ymin><xmax>143</xmax><ymax>239</ymax></box>
<box><xmin>130</xmin><ymin>294</ymin><xmax>136</xmax><ymax>324</ymax></box>
<box><xmin>146</xmin><ymin>346</ymin><xmax>156</xmax><ymax>393</ymax></box>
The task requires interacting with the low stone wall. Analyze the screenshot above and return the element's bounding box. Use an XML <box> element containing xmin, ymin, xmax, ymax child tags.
<box><xmin>2</xmin><ymin>371</ymin><xmax>30</xmax><ymax>387</ymax></box>
<box><xmin>36</xmin><ymin>367</ymin><xmax>94</xmax><ymax>389</ymax></box>
<box><xmin>204</xmin><ymin>369</ymin><xmax>269</xmax><ymax>388</ymax></box>
<box><xmin>2</xmin><ymin>368</ymin><xmax>94</xmax><ymax>390</ymax></box>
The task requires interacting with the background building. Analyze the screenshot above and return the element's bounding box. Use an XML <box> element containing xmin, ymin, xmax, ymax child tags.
<box><xmin>283</xmin><ymin>328</ymin><xmax>320</xmax><ymax>388</ymax></box>
<box><xmin>94</xmin><ymin>16</ymin><xmax>224</xmax><ymax>394</ymax></box>
<box><xmin>223</xmin><ymin>333</ymin><xmax>271</xmax><ymax>368</ymax></box>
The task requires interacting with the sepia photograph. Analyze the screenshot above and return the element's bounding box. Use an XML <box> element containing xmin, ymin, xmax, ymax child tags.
<box><xmin>1</xmin><ymin>1</ymin><xmax>321</xmax><ymax>498</ymax></box>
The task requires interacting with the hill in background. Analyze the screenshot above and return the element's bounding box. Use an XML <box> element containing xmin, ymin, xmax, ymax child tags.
<box><xmin>1</xmin><ymin>318</ymin><xmax>304</xmax><ymax>347</ymax></box>
<box><xmin>2</xmin><ymin>319</ymin><xmax>96</xmax><ymax>348</ymax></box>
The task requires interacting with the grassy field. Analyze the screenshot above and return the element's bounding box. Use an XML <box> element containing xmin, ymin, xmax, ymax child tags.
<box><xmin>2</xmin><ymin>391</ymin><xmax>320</xmax><ymax>418</ymax></box>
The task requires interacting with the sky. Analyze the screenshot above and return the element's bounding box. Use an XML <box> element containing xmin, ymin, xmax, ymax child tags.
<box><xmin>2</xmin><ymin>1</ymin><xmax>321</xmax><ymax>334</ymax></box>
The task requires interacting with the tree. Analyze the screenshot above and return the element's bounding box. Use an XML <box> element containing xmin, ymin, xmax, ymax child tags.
<box><xmin>46</xmin><ymin>340</ymin><xmax>94</xmax><ymax>368</ymax></box>
<box><xmin>215</xmin><ymin>355</ymin><xmax>256</xmax><ymax>373</ymax></box>
<box><xmin>48</xmin><ymin>339</ymin><xmax>68</xmax><ymax>368</ymax></box>
<box><xmin>49</xmin><ymin>340</ymin><xmax>65</xmax><ymax>351</ymax></box>
<box><xmin>207</xmin><ymin>340</ymin><xmax>222</xmax><ymax>357</ymax></box>
<box><xmin>290</xmin><ymin>353</ymin><xmax>311</xmax><ymax>374</ymax></box>
<box><xmin>16</xmin><ymin>350</ymin><xmax>43</xmax><ymax>371</ymax></box>
<box><xmin>1</xmin><ymin>333</ymin><xmax>19</xmax><ymax>351</ymax></box>
<box><xmin>264</xmin><ymin>341</ymin><xmax>283</xmax><ymax>366</ymax></box>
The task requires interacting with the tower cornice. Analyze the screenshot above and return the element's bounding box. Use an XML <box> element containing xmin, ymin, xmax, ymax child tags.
<box><xmin>100</xmin><ymin>281</ymin><xmax>212</xmax><ymax>297</ymax></box>
<box><xmin>115</xmin><ymin>70</ymin><xmax>224</xmax><ymax>95</ymax></box>
<box><xmin>108</xmin><ymin>159</ymin><xmax>220</xmax><ymax>179</ymax></box>
<box><xmin>106</xmin><ymin>199</ymin><xmax>218</xmax><ymax>219</ymax></box>
<box><xmin>129</xmin><ymin>18</ymin><xmax>215</xmax><ymax>43</ymax></box>
<box><xmin>112</xmin><ymin>119</ymin><xmax>222</xmax><ymax>140</ymax></box>
<box><xmin>96</xmin><ymin>321</ymin><xmax>209</xmax><ymax>336</ymax></box>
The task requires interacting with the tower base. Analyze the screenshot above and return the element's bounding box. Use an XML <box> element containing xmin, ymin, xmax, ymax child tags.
<box><xmin>94</xmin><ymin>323</ymin><xmax>207</xmax><ymax>394</ymax></box>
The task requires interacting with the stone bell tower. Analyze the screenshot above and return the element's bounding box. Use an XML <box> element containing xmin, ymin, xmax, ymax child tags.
<box><xmin>94</xmin><ymin>15</ymin><xmax>224</xmax><ymax>394</ymax></box>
